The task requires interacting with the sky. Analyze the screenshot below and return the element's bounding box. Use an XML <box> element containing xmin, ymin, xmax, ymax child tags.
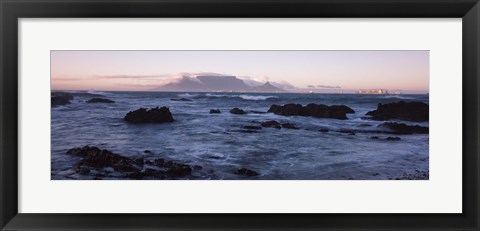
<box><xmin>51</xmin><ymin>50</ymin><xmax>429</xmax><ymax>93</ymax></box>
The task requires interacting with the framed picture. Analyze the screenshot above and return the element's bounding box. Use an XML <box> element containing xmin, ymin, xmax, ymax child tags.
<box><xmin>1</xmin><ymin>0</ymin><xmax>479</xmax><ymax>230</ymax></box>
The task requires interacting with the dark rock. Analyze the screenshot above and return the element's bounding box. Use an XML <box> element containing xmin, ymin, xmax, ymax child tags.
<box><xmin>52</xmin><ymin>91</ymin><xmax>104</xmax><ymax>98</ymax></box>
<box><xmin>171</xmin><ymin>98</ymin><xmax>192</xmax><ymax>102</ymax></box>
<box><xmin>210</xmin><ymin>109</ymin><xmax>221</xmax><ymax>114</ymax></box>
<box><xmin>51</xmin><ymin>96</ymin><xmax>71</xmax><ymax>106</ymax></box>
<box><xmin>249</xmin><ymin>110</ymin><xmax>267</xmax><ymax>114</ymax></box>
<box><xmin>380</xmin><ymin>122</ymin><xmax>428</xmax><ymax>134</ymax></box>
<box><xmin>87</xmin><ymin>98</ymin><xmax>115</xmax><ymax>103</ymax></box>
<box><xmin>281</xmin><ymin>123</ymin><xmax>299</xmax><ymax>129</ymax></box>
<box><xmin>144</xmin><ymin>150</ymin><xmax>152</xmax><ymax>154</ymax></box>
<box><xmin>386</xmin><ymin>136</ymin><xmax>401</xmax><ymax>141</ymax></box>
<box><xmin>66</xmin><ymin>146</ymin><xmax>141</xmax><ymax>173</ymax></box>
<box><xmin>365</xmin><ymin>101</ymin><xmax>429</xmax><ymax>122</ymax></box>
<box><xmin>339</xmin><ymin>130</ymin><xmax>356</xmax><ymax>135</ymax></box>
<box><xmin>319</xmin><ymin>128</ymin><xmax>329</xmax><ymax>132</ymax></box>
<box><xmin>51</xmin><ymin>92</ymin><xmax>74</xmax><ymax>100</ymax></box>
<box><xmin>230</xmin><ymin>108</ymin><xmax>246</xmax><ymax>115</ymax></box>
<box><xmin>134</xmin><ymin>157</ymin><xmax>144</xmax><ymax>166</ymax></box>
<box><xmin>260</xmin><ymin>120</ymin><xmax>281</xmax><ymax>129</ymax></box>
<box><xmin>268</xmin><ymin>103</ymin><xmax>355</xmax><ymax>120</ymax></box>
<box><xmin>359</xmin><ymin>124</ymin><xmax>373</xmax><ymax>127</ymax></box>
<box><xmin>234</xmin><ymin>168</ymin><xmax>259</xmax><ymax>176</ymax></box>
<box><xmin>233</xmin><ymin>129</ymin><xmax>259</xmax><ymax>133</ymax></box>
<box><xmin>152</xmin><ymin>158</ymin><xmax>192</xmax><ymax>177</ymax></box>
<box><xmin>370</xmin><ymin>136</ymin><xmax>379</xmax><ymax>139</ymax></box>
<box><xmin>242</xmin><ymin>125</ymin><xmax>262</xmax><ymax>130</ymax></box>
<box><xmin>124</xmin><ymin>107</ymin><xmax>174</xmax><ymax>123</ymax></box>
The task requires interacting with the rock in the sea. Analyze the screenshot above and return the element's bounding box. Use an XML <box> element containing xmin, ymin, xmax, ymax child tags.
<box><xmin>370</xmin><ymin>136</ymin><xmax>379</xmax><ymax>139</ymax></box>
<box><xmin>386</xmin><ymin>136</ymin><xmax>401</xmax><ymax>141</ymax></box>
<box><xmin>260</xmin><ymin>120</ymin><xmax>281</xmax><ymax>129</ymax></box>
<box><xmin>51</xmin><ymin>96</ymin><xmax>71</xmax><ymax>106</ymax></box>
<box><xmin>365</xmin><ymin>101</ymin><xmax>429</xmax><ymax>122</ymax></box>
<box><xmin>319</xmin><ymin>128</ymin><xmax>329</xmax><ymax>132</ymax></box>
<box><xmin>268</xmin><ymin>103</ymin><xmax>355</xmax><ymax>120</ymax></box>
<box><xmin>380</xmin><ymin>122</ymin><xmax>428</xmax><ymax>134</ymax></box>
<box><xmin>210</xmin><ymin>109</ymin><xmax>221</xmax><ymax>114</ymax></box>
<box><xmin>67</xmin><ymin>146</ymin><xmax>197</xmax><ymax>179</ymax></box>
<box><xmin>243</xmin><ymin>125</ymin><xmax>262</xmax><ymax>130</ymax></box>
<box><xmin>124</xmin><ymin>107</ymin><xmax>174</xmax><ymax>123</ymax></box>
<box><xmin>87</xmin><ymin>97</ymin><xmax>115</xmax><ymax>103</ymax></box>
<box><xmin>152</xmin><ymin>158</ymin><xmax>192</xmax><ymax>177</ymax></box>
<box><xmin>249</xmin><ymin>110</ymin><xmax>267</xmax><ymax>114</ymax></box>
<box><xmin>234</xmin><ymin>168</ymin><xmax>259</xmax><ymax>176</ymax></box>
<box><xmin>51</xmin><ymin>92</ymin><xmax>74</xmax><ymax>100</ymax></box>
<box><xmin>281</xmin><ymin>123</ymin><xmax>299</xmax><ymax>129</ymax></box>
<box><xmin>230</xmin><ymin>108</ymin><xmax>247</xmax><ymax>115</ymax></box>
<box><xmin>66</xmin><ymin>146</ymin><xmax>141</xmax><ymax>172</ymax></box>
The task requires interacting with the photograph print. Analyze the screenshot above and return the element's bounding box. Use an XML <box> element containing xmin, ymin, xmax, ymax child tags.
<box><xmin>51</xmin><ymin>50</ymin><xmax>429</xmax><ymax>180</ymax></box>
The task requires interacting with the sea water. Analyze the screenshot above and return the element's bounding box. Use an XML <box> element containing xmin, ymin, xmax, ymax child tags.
<box><xmin>51</xmin><ymin>92</ymin><xmax>429</xmax><ymax>180</ymax></box>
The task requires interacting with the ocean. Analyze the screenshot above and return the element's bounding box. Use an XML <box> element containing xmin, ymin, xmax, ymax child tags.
<box><xmin>51</xmin><ymin>91</ymin><xmax>429</xmax><ymax>180</ymax></box>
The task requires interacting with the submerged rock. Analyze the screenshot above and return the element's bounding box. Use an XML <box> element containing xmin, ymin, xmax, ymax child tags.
<box><xmin>210</xmin><ymin>109</ymin><xmax>221</xmax><ymax>114</ymax></box>
<box><xmin>230</xmin><ymin>108</ymin><xmax>247</xmax><ymax>115</ymax></box>
<box><xmin>268</xmin><ymin>103</ymin><xmax>355</xmax><ymax>120</ymax></box>
<box><xmin>365</xmin><ymin>101</ymin><xmax>429</xmax><ymax>122</ymax></box>
<box><xmin>380</xmin><ymin>122</ymin><xmax>428</xmax><ymax>134</ymax></box>
<box><xmin>51</xmin><ymin>96</ymin><xmax>71</xmax><ymax>106</ymax></box>
<box><xmin>260</xmin><ymin>120</ymin><xmax>281</xmax><ymax>129</ymax></box>
<box><xmin>281</xmin><ymin>123</ymin><xmax>299</xmax><ymax>129</ymax></box>
<box><xmin>87</xmin><ymin>97</ymin><xmax>115</xmax><ymax>103</ymax></box>
<box><xmin>51</xmin><ymin>92</ymin><xmax>74</xmax><ymax>101</ymax></box>
<box><xmin>243</xmin><ymin>125</ymin><xmax>262</xmax><ymax>130</ymax></box>
<box><xmin>234</xmin><ymin>168</ymin><xmax>259</xmax><ymax>176</ymax></box>
<box><xmin>386</xmin><ymin>136</ymin><xmax>401</xmax><ymax>141</ymax></box>
<box><xmin>124</xmin><ymin>107</ymin><xmax>174</xmax><ymax>123</ymax></box>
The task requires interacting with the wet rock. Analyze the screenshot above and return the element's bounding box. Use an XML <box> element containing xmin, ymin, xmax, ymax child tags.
<box><xmin>135</xmin><ymin>157</ymin><xmax>144</xmax><ymax>166</ymax></box>
<box><xmin>359</xmin><ymin>124</ymin><xmax>373</xmax><ymax>127</ymax></box>
<box><xmin>210</xmin><ymin>109</ymin><xmax>221</xmax><ymax>114</ymax></box>
<box><xmin>339</xmin><ymin>130</ymin><xmax>356</xmax><ymax>135</ymax></box>
<box><xmin>365</xmin><ymin>101</ymin><xmax>429</xmax><ymax>122</ymax></box>
<box><xmin>51</xmin><ymin>96</ymin><xmax>71</xmax><ymax>106</ymax></box>
<box><xmin>386</xmin><ymin>136</ymin><xmax>401</xmax><ymax>141</ymax></box>
<box><xmin>380</xmin><ymin>122</ymin><xmax>428</xmax><ymax>134</ymax></box>
<box><xmin>234</xmin><ymin>168</ymin><xmax>259</xmax><ymax>176</ymax></box>
<box><xmin>87</xmin><ymin>98</ymin><xmax>115</xmax><ymax>103</ymax></box>
<box><xmin>53</xmin><ymin>91</ymin><xmax>104</xmax><ymax>98</ymax></box>
<box><xmin>242</xmin><ymin>125</ymin><xmax>262</xmax><ymax>130</ymax></box>
<box><xmin>124</xmin><ymin>107</ymin><xmax>174</xmax><ymax>123</ymax></box>
<box><xmin>319</xmin><ymin>128</ymin><xmax>329</xmax><ymax>132</ymax></box>
<box><xmin>260</xmin><ymin>120</ymin><xmax>281</xmax><ymax>129</ymax></box>
<box><xmin>281</xmin><ymin>123</ymin><xmax>299</xmax><ymax>129</ymax></box>
<box><xmin>268</xmin><ymin>103</ymin><xmax>354</xmax><ymax>120</ymax></box>
<box><xmin>152</xmin><ymin>158</ymin><xmax>193</xmax><ymax>177</ymax></box>
<box><xmin>144</xmin><ymin>150</ymin><xmax>152</xmax><ymax>154</ymax></box>
<box><xmin>51</xmin><ymin>92</ymin><xmax>74</xmax><ymax>100</ymax></box>
<box><xmin>370</xmin><ymin>136</ymin><xmax>379</xmax><ymax>140</ymax></box>
<box><xmin>171</xmin><ymin>98</ymin><xmax>192</xmax><ymax>102</ymax></box>
<box><xmin>230</xmin><ymin>108</ymin><xmax>247</xmax><ymax>115</ymax></box>
<box><xmin>66</xmin><ymin>146</ymin><xmax>142</xmax><ymax>173</ymax></box>
<box><xmin>249</xmin><ymin>110</ymin><xmax>267</xmax><ymax>114</ymax></box>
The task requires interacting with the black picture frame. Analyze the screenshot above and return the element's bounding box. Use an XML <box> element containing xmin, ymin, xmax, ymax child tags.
<box><xmin>1</xmin><ymin>0</ymin><xmax>479</xmax><ymax>230</ymax></box>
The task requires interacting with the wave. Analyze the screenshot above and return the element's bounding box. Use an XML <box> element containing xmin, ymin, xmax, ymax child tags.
<box><xmin>177</xmin><ymin>93</ymin><xmax>198</xmax><ymax>98</ymax></box>
<box><xmin>204</xmin><ymin>93</ymin><xmax>278</xmax><ymax>101</ymax></box>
